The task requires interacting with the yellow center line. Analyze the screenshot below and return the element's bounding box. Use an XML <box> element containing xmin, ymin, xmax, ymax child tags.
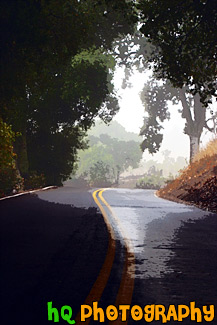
<box><xmin>75</xmin><ymin>189</ymin><xmax>116</xmax><ymax>325</ymax></box>
<box><xmin>99</xmin><ymin>189</ymin><xmax>135</xmax><ymax>325</ymax></box>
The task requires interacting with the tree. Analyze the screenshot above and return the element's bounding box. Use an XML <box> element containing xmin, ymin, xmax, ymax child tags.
<box><xmin>88</xmin><ymin>120</ymin><xmax>141</xmax><ymax>142</ymax></box>
<box><xmin>140</xmin><ymin>78</ymin><xmax>217</xmax><ymax>161</ymax></box>
<box><xmin>25</xmin><ymin>51</ymin><xmax>119</xmax><ymax>184</ymax></box>
<box><xmin>0</xmin><ymin>119</ymin><xmax>23</xmax><ymax>196</ymax></box>
<box><xmin>111</xmin><ymin>21</ymin><xmax>217</xmax><ymax>162</ymax></box>
<box><xmin>77</xmin><ymin>128</ymin><xmax>143</xmax><ymax>185</ymax></box>
<box><xmin>89</xmin><ymin>161</ymin><xmax>113</xmax><ymax>187</ymax></box>
<box><xmin>27</xmin><ymin>126</ymin><xmax>87</xmax><ymax>186</ymax></box>
<box><xmin>0</xmin><ymin>0</ymin><xmax>137</xmax><ymax>108</ymax></box>
<box><xmin>137</xmin><ymin>0</ymin><xmax>217</xmax><ymax>104</ymax></box>
<box><xmin>0</xmin><ymin>0</ymin><xmax>137</xmax><ymax>184</ymax></box>
<box><xmin>76</xmin><ymin>143</ymin><xmax>114</xmax><ymax>178</ymax></box>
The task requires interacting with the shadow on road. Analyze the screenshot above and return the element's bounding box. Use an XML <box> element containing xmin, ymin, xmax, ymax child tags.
<box><xmin>0</xmin><ymin>194</ymin><xmax>109</xmax><ymax>324</ymax></box>
<box><xmin>130</xmin><ymin>213</ymin><xmax>217</xmax><ymax>324</ymax></box>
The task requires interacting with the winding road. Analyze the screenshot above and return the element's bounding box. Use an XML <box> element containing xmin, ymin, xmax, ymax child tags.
<box><xmin>0</xmin><ymin>186</ymin><xmax>217</xmax><ymax>324</ymax></box>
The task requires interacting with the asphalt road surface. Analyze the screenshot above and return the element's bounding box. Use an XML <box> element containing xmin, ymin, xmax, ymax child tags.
<box><xmin>1</xmin><ymin>186</ymin><xmax>217</xmax><ymax>325</ymax></box>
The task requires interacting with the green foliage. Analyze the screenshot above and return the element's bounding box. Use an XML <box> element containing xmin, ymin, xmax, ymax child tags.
<box><xmin>0</xmin><ymin>118</ymin><xmax>23</xmax><ymax>196</ymax></box>
<box><xmin>78</xmin><ymin>144</ymin><xmax>114</xmax><ymax>177</ymax></box>
<box><xmin>77</xmin><ymin>131</ymin><xmax>143</xmax><ymax>183</ymax></box>
<box><xmin>0</xmin><ymin>0</ymin><xmax>137</xmax><ymax>185</ymax></box>
<box><xmin>136</xmin><ymin>174</ymin><xmax>168</xmax><ymax>190</ymax></box>
<box><xmin>27</xmin><ymin>126</ymin><xmax>87</xmax><ymax>186</ymax></box>
<box><xmin>0</xmin><ymin>0</ymin><xmax>136</xmax><ymax>109</ymax></box>
<box><xmin>76</xmin><ymin>122</ymin><xmax>143</xmax><ymax>186</ymax></box>
<box><xmin>71</xmin><ymin>48</ymin><xmax>116</xmax><ymax>71</ymax></box>
<box><xmin>24</xmin><ymin>172</ymin><xmax>46</xmax><ymax>190</ymax></box>
<box><xmin>140</xmin><ymin>79</ymin><xmax>171</xmax><ymax>153</ymax></box>
<box><xmin>25</xmin><ymin>53</ymin><xmax>116</xmax><ymax>185</ymax></box>
<box><xmin>0</xmin><ymin>118</ymin><xmax>16</xmax><ymax>168</ymax></box>
<box><xmin>88</xmin><ymin>120</ymin><xmax>141</xmax><ymax>142</ymax></box>
<box><xmin>139</xmin><ymin>76</ymin><xmax>215</xmax><ymax>160</ymax></box>
<box><xmin>89</xmin><ymin>161</ymin><xmax>113</xmax><ymax>187</ymax></box>
<box><xmin>99</xmin><ymin>134</ymin><xmax>142</xmax><ymax>170</ymax></box>
<box><xmin>138</xmin><ymin>0</ymin><xmax>217</xmax><ymax>104</ymax></box>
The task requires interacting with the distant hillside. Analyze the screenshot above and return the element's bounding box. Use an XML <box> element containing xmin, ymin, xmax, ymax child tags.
<box><xmin>88</xmin><ymin>120</ymin><xmax>141</xmax><ymax>142</ymax></box>
<box><xmin>158</xmin><ymin>139</ymin><xmax>217</xmax><ymax>213</ymax></box>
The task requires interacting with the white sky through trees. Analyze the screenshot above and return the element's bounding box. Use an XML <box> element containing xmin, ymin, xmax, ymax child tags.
<box><xmin>113</xmin><ymin>67</ymin><xmax>216</xmax><ymax>162</ymax></box>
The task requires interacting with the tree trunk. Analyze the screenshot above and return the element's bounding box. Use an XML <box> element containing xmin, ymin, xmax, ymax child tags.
<box><xmin>116</xmin><ymin>169</ymin><xmax>120</xmax><ymax>185</ymax></box>
<box><xmin>179</xmin><ymin>89</ymin><xmax>206</xmax><ymax>162</ymax></box>
<box><xmin>189</xmin><ymin>135</ymin><xmax>200</xmax><ymax>162</ymax></box>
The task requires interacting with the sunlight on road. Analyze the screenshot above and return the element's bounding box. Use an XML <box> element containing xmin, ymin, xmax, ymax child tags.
<box><xmin>101</xmin><ymin>189</ymin><xmax>212</xmax><ymax>279</ymax></box>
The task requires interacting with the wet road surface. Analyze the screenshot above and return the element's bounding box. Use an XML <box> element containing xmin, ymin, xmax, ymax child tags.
<box><xmin>0</xmin><ymin>186</ymin><xmax>217</xmax><ymax>324</ymax></box>
<box><xmin>99</xmin><ymin>189</ymin><xmax>217</xmax><ymax>324</ymax></box>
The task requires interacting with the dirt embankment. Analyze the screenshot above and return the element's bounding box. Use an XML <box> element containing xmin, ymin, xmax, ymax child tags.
<box><xmin>158</xmin><ymin>140</ymin><xmax>217</xmax><ymax>213</ymax></box>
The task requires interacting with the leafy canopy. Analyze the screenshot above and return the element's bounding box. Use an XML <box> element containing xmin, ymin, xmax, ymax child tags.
<box><xmin>0</xmin><ymin>0</ymin><xmax>137</xmax><ymax>184</ymax></box>
<box><xmin>137</xmin><ymin>0</ymin><xmax>217</xmax><ymax>104</ymax></box>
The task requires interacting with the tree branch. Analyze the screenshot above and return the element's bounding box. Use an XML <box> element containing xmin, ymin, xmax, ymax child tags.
<box><xmin>204</xmin><ymin>121</ymin><xmax>214</xmax><ymax>132</ymax></box>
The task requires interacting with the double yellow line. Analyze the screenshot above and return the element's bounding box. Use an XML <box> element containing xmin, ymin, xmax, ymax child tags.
<box><xmin>75</xmin><ymin>189</ymin><xmax>135</xmax><ymax>324</ymax></box>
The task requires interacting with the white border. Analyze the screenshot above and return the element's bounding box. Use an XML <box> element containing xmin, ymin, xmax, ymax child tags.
<box><xmin>0</xmin><ymin>186</ymin><xmax>57</xmax><ymax>201</ymax></box>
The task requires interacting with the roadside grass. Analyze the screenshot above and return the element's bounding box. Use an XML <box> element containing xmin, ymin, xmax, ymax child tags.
<box><xmin>158</xmin><ymin>139</ymin><xmax>217</xmax><ymax>212</ymax></box>
<box><xmin>193</xmin><ymin>138</ymin><xmax>217</xmax><ymax>162</ymax></box>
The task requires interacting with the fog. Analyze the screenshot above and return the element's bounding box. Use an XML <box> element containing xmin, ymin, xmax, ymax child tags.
<box><xmin>113</xmin><ymin>67</ymin><xmax>216</xmax><ymax>162</ymax></box>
